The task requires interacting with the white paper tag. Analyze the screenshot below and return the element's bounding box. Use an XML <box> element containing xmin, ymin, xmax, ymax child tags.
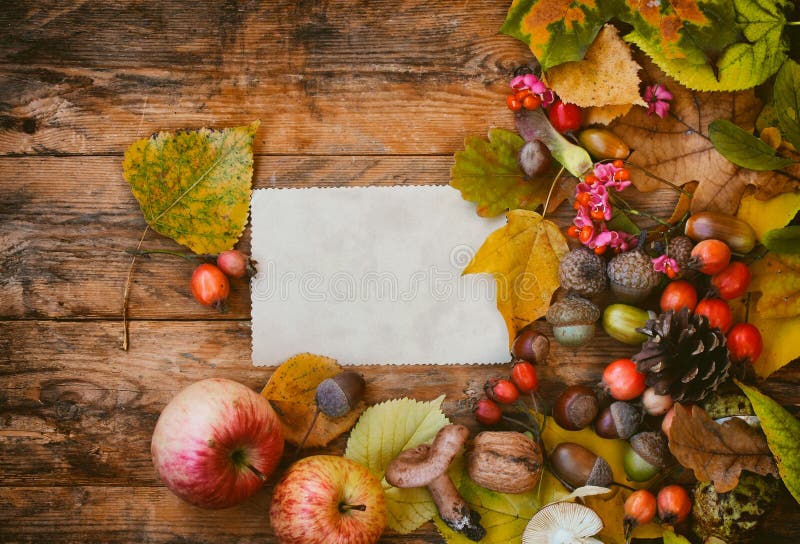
<box><xmin>250</xmin><ymin>185</ymin><xmax>508</xmax><ymax>365</ymax></box>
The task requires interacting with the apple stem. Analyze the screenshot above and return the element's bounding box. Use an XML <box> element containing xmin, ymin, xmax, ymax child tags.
<box><xmin>247</xmin><ymin>463</ymin><xmax>266</xmax><ymax>481</ymax></box>
<box><xmin>339</xmin><ymin>503</ymin><xmax>367</xmax><ymax>513</ymax></box>
<box><xmin>292</xmin><ymin>408</ymin><xmax>321</xmax><ymax>462</ymax></box>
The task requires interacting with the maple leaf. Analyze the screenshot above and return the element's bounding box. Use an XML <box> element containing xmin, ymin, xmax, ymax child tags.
<box><xmin>261</xmin><ymin>353</ymin><xmax>364</xmax><ymax>448</ymax></box>
<box><xmin>737</xmin><ymin>381</ymin><xmax>800</xmax><ymax>505</ymax></box>
<box><xmin>612</xmin><ymin>58</ymin><xmax>800</xmax><ymax>215</ymax></box>
<box><xmin>344</xmin><ymin>396</ymin><xmax>450</xmax><ymax>534</ymax></box>
<box><xmin>464</xmin><ymin>210</ymin><xmax>568</xmax><ymax>343</ymax></box>
<box><xmin>450</xmin><ymin>128</ymin><xmax>569</xmax><ymax>218</ymax></box>
<box><xmin>123</xmin><ymin>121</ymin><xmax>258</xmax><ymax>254</ymax></box>
<box><xmin>667</xmin><ymin>404</ymin><xmax>778</xmax><ymax>492</ymax></box>
<box><xmin>545</xmin><ymin>25</ymin><xmax>645</xmax><ymax>109</ymax></box>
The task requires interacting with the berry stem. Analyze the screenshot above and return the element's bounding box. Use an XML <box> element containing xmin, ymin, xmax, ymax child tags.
<box><xmin>500</xmin><ymin>415</ymin><xmax>538</xmax><ymax>434</ymax></box>
<box><xmin>625</xmin><ymin>162</ymin><xmax>693</xmax><ymax>196</ymax></box>
<box><xmin>542</xmin><ymin>165</ymin><xmax>566</xmax><ymax>220</ymax></box>
<box><xmin>610</xmin><ymin>194</ymin><xmax>672</xmax><ymax>228</ymax></box>
<box><xmin>125</xmin><ymin>248</ymin><xmax>211</xmax><ymax>260</ymax></box>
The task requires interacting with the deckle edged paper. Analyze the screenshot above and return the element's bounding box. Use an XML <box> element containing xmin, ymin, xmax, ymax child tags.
<box><xmin>250</xmin><ymin>185</ymin><xmax>508</xmax><ymax>365</ymax></box>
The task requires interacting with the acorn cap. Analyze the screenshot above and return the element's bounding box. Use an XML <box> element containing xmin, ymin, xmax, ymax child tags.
<box><xmin>586</xmin><ymin>456</ymin><xmax>613</xmax><ymax>488</ymax></box>
<box><xmin>609</xmin><ymin>401</ymin><xmax>642</xmax><ymax>439</ymax></box>
<box><xmin>315</xmin><ymin>371</ymin><xmax>366</xmax><ymax>418</ymax></box>
<box><xmin>607</xmin><ymin>250</ymin><xmax>660</xmax><ymax>303</ymax></box>
<box><xmin>546</xmin><ymin>294</ymin><xmax>600</xmax><ymax>326</ymax></box>
<box><xmin>558</xmin><ymin>247</ymin><xmax>607</xmax><ymax>298</ymax></box>
<box><xmin>629</xmin><ymin>432</ymin><xmax>668</xmax><ymax>469</ymax></box>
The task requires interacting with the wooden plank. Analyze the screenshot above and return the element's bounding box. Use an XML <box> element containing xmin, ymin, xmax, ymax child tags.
<box><xmin>2</xmin><ymin>320</ymin><xmax>799</xmax><ymax>488</ymax></box>
<box><xmin>0</xmin><ymin>1</ymin><xmax>530</xmax><ymax>155</ymax></box>
<box><xmin>0</xmin><ymin>155</ymin><xmax>681</xmax><ymax>320</ymax></box>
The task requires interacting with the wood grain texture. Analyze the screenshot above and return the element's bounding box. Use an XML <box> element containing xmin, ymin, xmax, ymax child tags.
<box><xmin>0</xmin><ymin>1</ymin><xmax>530</xmax><ymax>155</ymax></box>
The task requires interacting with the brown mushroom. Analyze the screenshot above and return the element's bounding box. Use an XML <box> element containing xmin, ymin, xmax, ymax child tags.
<box><xmin>384</xmin><ymin>424</ymin><xmax>486</xmax><ymax>542</ymax></box>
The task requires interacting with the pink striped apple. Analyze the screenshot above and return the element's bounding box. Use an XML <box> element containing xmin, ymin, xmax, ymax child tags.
<box><xmin>151</xmin><ymin>378</ymin><xmax>284</xmax><ymax>509</ymax></box>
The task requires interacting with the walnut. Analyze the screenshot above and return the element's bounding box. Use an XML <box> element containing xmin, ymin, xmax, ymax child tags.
<box><xmin>465</xmin><ymin>431</ymin><xmax>543</xmax><ymax>494</ymax></box>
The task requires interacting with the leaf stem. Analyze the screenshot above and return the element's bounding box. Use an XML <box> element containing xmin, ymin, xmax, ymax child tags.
<box><xmin>611</xmin><ymin>194</ymin><xmax>672</xmax><ymax>227</ymax></box>
<box><xmin>125</xmin><ymin>249</ymin><xmax>210</xmax><ymax>260</ymax></box>
<box><xmin>122</xmin><ymin>226</ymin><xmax>149</xmax><ymax>351</ymax></box>
<box><xmin>625</xmin><ymin>162</ymin><xmax>693</xmax><ymax>196</ymax></box>
<box><xmin>542</xmin><ymin>166</ymin><xmax>566</xmax><ymax>220</ymax></box>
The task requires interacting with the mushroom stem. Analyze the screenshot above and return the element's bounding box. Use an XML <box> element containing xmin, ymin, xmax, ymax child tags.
<box><xmin>428</xmin><ymin>471</ymin><xmax>486</xmax><ymax>542</ymax></box>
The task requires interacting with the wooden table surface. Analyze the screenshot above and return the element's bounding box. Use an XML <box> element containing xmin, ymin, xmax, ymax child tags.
<box><xmin>1</xmin><ymin>2</ymin><xmax>799</xmax><ymax>542</ymax></box>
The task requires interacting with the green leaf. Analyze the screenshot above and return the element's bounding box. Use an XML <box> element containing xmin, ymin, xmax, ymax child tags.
<box><xmin>736</xmin><ymin>381</ymin><xmax>800</xmax><ymax>504</ymax></box>
<box><xmin>774</xmin><ymin>59</ymin><xmax>800</xmax><ymax>149</ymax></box>
<box><xmin>662</xmin><ymin>528</ymin><xmax>692</xmax><ymax>544</ymax></box>
<box><xmin>344</xmin><ymin>396</ymin><xmax>450</xmax><ymax>534</ymax></box>
<box><xmin>434</xmin><ymin>461</ymin><xmax>541</xmax><ymax>544</ymax></box>
<box><xmin>514</xmin><ymin>109</ymin><xmax>593</xmax><ymax>177</ymax></box>
<box><xmin>606</xmin><ymin>208</ymin><xmax>641</xmax><ymax>236</ymax></box>
<box><xmin>763</xmin><ymin>226</ymin><xmax>800</xmax><ymax>254</ymax></box>
<box><xmin>709</xmin><ymin>119</ymin><xmax>797</xmax><ymax>170</ymax></box>
<box><xmin>500</xmin><ymin>0</ymin><xmax>612</xmax><ymax>71</ymax></box>
<box><xmin>123</xmin><ymin>121</ymin><xmax>258</xmax><ymax>254</ymax></box>
<box><xmin>450</xmin><ymin>128</ymin><xmax>560</xmax><ymax>218</ymax></box>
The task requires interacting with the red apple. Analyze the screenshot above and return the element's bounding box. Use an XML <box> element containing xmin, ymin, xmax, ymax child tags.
<box><xmin>270</xmin><ymin>455</ymin><xmax>386</xmax><ymax>544</ymax></box>
<box><xmin>151</xmin><ymin>378</ymin><xmax>284</xmax><ymax>509</ymax></box>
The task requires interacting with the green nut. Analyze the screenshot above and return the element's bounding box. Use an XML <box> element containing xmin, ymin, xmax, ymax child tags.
<box><xmin>602</xmin><ymin>304</ymin><xmax>649</xmax><ymax>345</ymax></box>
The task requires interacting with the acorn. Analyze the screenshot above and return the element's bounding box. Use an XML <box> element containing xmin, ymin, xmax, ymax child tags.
<box><xmin>315</xmin><ymin>371</ymin><xmax>366</xmax><ymax>417</ymax></box>
<box><xmin>602</xmin><ymin>304</ymin><xmax>649</xmax><ymax>345</ymax></box>
<box><xmin>518</xmin><ymin>139</ymin><xmax>552</xmax><ymax>177</ymax></box>
<box><xmin>546</xmin><ymin>294</ymin><xmax>600</xmax><ymax>347</ymax></box>
<box><xmin>550</xmin><ymin>443</ymin><xmax>613</xmax><ymax>489</ymax></box>
<box><xmin>623</xmin><ymin>432</ymin><xmax>668</xmax><ymax>482</ymax></box>
<box><xmin>594</xmin><ymin>401</ymin><xmax>642</xmax><ymax>439</ymax></box>
<box><xmin>512</xmin><ymin>327</ymin><xmax>550</xmax><ymax>363</ymax></box>
<box><xmin>666</xmin><ymin>236</ymin><xmax>694</xmax><ymax>271</ymax></box>
<box><xmin>558</xmin><ymin>247</ymin><xmax>608</xmax><ymax>298</ymax></box>
<box><xmin>685</xmin><ymin>211</ymin><xmax>757</xmax><ymax>254</ymax></box>
<box><xmin>553</xmin><ymin>385</ymin><xmax>599</xmax><ymax>431</ymax></box>
<box><xmin>577</xmin><ymin>128</ymin><xmax>630</xmax><ymax>160</ymax></box>
<box><xmin>607</xmin><ymin>250</ymin><xmax>660</xmax><ymax>303</ymax></box>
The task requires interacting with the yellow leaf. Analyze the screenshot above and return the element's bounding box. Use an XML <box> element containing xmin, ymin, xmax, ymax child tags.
<box><xmin>750</xmin><ymin>253</ymin><xmax>800</xmax><ymax>319</ymax></box>
<box><xmin>123</xmin><ymin>121</ymin><xmax>258</xmax><ymax>254</ymax></box>
<box><xmin>737</xmin><ymin>191</ymin><xmax>800</xmax><ymax>242</ymax></box>
<box><xmin>545</xmin><ymin>25</ymin><xmax>645</xmax><ymax>109</ymax></box>
<box><xmin>464</xmin><ymin>210</ymin><xmax>568</xmax><ymax>343</ymax></box>
<box><xmin>261</xmin><ymin>353</ymin><xmax>364</xmax><ymax>447</ymax></box>
<box><xmin>584</xmin><ymin>104</ymin><xmax>633</xmax><ymax>126</ymax></box>
<box><xmin>344</xmin><ymin>396</ymin><xmax>450</xmax><ymax>534</ymax></box>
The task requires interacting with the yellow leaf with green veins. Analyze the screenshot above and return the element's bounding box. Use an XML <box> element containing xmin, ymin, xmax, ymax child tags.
<box><xmin>123</xmin><ymin>121</ymin><xmax>258</xmax><ymax>254</ymax></box>
<box><xmin>736</xmin><ymin>381</ymin><xmax>800</xmax><ymax>505</ymax></box>
<box><xmin>344</xmin><ymin>396</ymin><xmax>449</xmax><ymax>534</ymax></box>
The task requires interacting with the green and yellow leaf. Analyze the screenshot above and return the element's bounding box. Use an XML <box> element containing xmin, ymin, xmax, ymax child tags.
<box><xmin>464</xmin><ymin>210</ymin><xmax>568</xmax><ymax>343</ymax></box>
<box><xmin>344</xmin><ymin>396</ymin><xmax>450</xmax><ymax>534</ymax></box>
<box><xmin>123</xmin><ymin>121</ymin><xmax>258</xmax><ymax>254</ymax></box>
<box><xmin>737</xmin><ymin>381</ymin><xmax>800</xmax><ymax>504</ymax></box>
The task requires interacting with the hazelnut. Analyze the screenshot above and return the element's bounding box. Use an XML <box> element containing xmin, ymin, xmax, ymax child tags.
<box><xmin>594</xmin><ymin>401</ymin><xmax>642</xmax><ymax>439</ymax></box>
<box><xmin>553</xmin><ymin>385</ymin><xmax>599</xmax><ymax>431</ymax></box>
<box><xmin>545</xmin><ymin>294</ymin><xmax>600</xmax><ymax>347</ymax></box>
<box><xmin>642</xmin><ymin>386</ymin><xmax>674</xmax><ymax>416</ymax></box>
<box><xmin>466</xmin><ymin>431</ymin><xmax>543</xmax><ymax>494</ymax></box>
<box><xmin>511</xmin><ymin>327</ymin><xmax>550</xmax><ymax>363</ymax></box>
<box><xmin>550</xmin><ymin>442</ymin><xmax>612</xmax><ymax>490</ymax></box>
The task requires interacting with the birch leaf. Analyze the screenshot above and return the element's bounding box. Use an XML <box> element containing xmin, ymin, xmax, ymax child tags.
<box><xmin>345</xmin><ymin>396</ymin><xmax>449</xmax><ymax>534</ymax></box>
<box><xmin>123</xmin><ymin>121</ymin><xmax>258</xmax><ymax>254</ymax></box>
<box><xmin>464</xmin><ymin>210</ymin><xmax>568</xmax><ymax>343</ymax></box>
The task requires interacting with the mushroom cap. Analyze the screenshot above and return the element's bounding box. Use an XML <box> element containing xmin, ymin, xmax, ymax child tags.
<box><xmin>522</xmin><ymin>502</ymin><xmax>603</xmax><ymax>544</ymax></box>
<box><xmin>546</xmin><ymin>295</ymin><xmax>600</xmax><ymax>326</ymax></box>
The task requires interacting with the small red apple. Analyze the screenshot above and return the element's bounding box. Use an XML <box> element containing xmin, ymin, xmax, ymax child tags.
<box><xmin>151</xmin><ymin>378</ymin><xmax>284</xmax><ymax>509</ymax></box>
<box><xmin>269</xmin><ymin>455</ymin><xmax>386</xmax><ymax>544</ymax></box>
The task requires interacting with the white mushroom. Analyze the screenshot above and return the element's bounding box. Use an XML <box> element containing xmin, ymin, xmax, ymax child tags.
<box><xmin>522</xmin><ymin>502</ymin><xmax>603</xmax><ymax>544</ymax></box>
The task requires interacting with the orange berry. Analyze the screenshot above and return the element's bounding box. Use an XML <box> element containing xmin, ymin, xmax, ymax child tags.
<box><xmin>612</xmin><ymin>159</ymin><xmax>625</xmax><ymax>168</ymax></box>
<box><xmin>614</xmin><ymin>168</ymin><xmax>630</xmax><ymax>181</ymax></box>
<box><xmin>506</xmin><ymin>95</ymin><xmax>522</xmax><ymax>111</ymax></box>
<box><xmin>584</xmin><ymin>174</ymin><xmax>599</xmax><ymax>185</ymax></box>
<box><xmin>590</xmin><ymin>209</ymin><xmax>605</xmax><ymax>221</ymax></box>
<box><xmin>594</xmin><ymin>245</ymin><xmax>607</xmax><ymax>255</ymax></box>
<box><xmin>578</xmin><ymin>226</ymin><xmax>594</xmax><ymax>244</ymax></box>
<box><xmin>522</xmin><ymin>94</ymin><xmax>542</xmax><ymax>110</ymax></box>
<box><xmin>567</xmin><ymin>225</ymin><xmax>581</xmax><ymax>238</ymax></box>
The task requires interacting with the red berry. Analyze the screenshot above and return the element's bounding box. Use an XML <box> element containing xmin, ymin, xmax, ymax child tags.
<box><xmin>522</xmin><ymin>94</ymin><xmax>542</xmax><ymax>110</ymax></box>
<box><xmin>474</xmin><ymin>398</ymin><xmax>502</xmax><ymax>426</ymax></box>
<box><xmin>624</xmin><ymin>489</ymin><xmax>657</xmax><ymax>527</ymax></box>
<box><xmin>690</xmin><ymin>239</ymin><xmax>731</xmax><ymax>275</ymax></box>
<box><xmin>602</xmin><ymin>358</ymin><xmax>646</xmax><ymax>401</ymax></box>
<box><xmin>657</xmin><ymin>485</ymin><xmax>692</xmax><ymax>525</ymax></box>
<box><xmin>216</xmin><ymin>250</ymin><xmax>249</xmax><ymax>279</ymax></box>
<box><xmin>511</xmin><ymin>361</ymin><xmax>539</xmax><ymax>393</ymax></box>
<box><xmin>548</xmin><ymin>100</ymin><xmax>582</xmax><ymax>133</ymax></box>
<box><xmin>506</xmin><ymin>95</ymin><xmax>522</xmax><ymax>111</ymax></box>
<box><xmin>485</xmin><ymin>378</ymin><xmax>520</xmax><ymax>405</ymax></box>
<box><xmin>191</xmin><ymin>263</ymin><xmax>230</xmax><ymax>308</ymax></box>
<box><xmin>660</xmin><ymin>280</ymin><xmax>698</xmax><ymax>313</ymax></box>
<box><xmin>695</xmin><ymin>298</ymin><xmax>733</xmax><ymax>333</ymax></box>
<box><xmin>711</xmin><ymin>261</ymin><xmax>751</xmax><ymax>300</ymax></box>
<box><xmin>727</xmin><ymin>323</ymin><xmax>763</xmax><ymax>364</ymax></box>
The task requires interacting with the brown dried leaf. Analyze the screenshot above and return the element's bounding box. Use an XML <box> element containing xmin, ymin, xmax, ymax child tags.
<box><xmin>545</xmin><ymin>25</ymin><xmax>645</xmax><ymax>109</ymax></box>
<box><xmin>261</xmin><ymin>353</ymin><xmax>364</xmax><ymax>447</ymax></box>
<box><xmin>612</xmin><ymin>57</ymin><xmax>800</xmax><ymax>215</ymax></box>
<box><xmin>668</xmin><ymin>404</ymin><xmax>778</xmax><ymax>492</ymax></box>
<box><xmin>649</xmin><ymin>181</ymin><xmax>698</xmax><ymax>236</ymax></box>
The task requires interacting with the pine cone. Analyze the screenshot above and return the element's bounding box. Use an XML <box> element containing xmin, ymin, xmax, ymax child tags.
<box><xmin>632</xmin><ymin>307</ymin><xmax>730</xmax><ymax>402</ymax></box>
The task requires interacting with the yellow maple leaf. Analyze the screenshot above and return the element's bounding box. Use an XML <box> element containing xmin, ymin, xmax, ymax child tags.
<box><xmin>544</xmin><ymin>25</ymin><xmax>645</xmax><ymax>109</ymax></box>
<box><xmin>261</xmin><ymin>353</ymin><xmax>365</xmax><ymax>447</ymax></box>
<box><xmin>463</xmin><ymin>210</ymin><xmax>568</xmax><ymax>343</ymax></box>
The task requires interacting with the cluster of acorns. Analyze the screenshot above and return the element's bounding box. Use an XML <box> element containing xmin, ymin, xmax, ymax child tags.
<box><xmin>472</xmin><ymin>209</ymin><xmax>771</xmax><ymax>540</ymax></box>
